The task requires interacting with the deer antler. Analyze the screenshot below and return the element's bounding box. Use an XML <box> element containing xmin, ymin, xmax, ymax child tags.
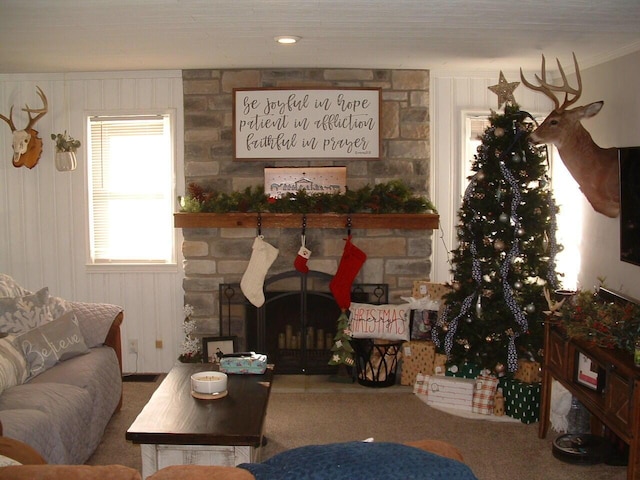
<box><xmin>0</xmin><ymin>106</ymin><xmax>16</xmax><ymax>131</ymax></box>
<box><xmin>23</xmin><ymin>86</ymin><xmax>48</xmax><ymax>131</ymax></box>
<box><xmin>520</xmin><ymin>53</ymin><xmax>582</xmax><ymax>112</ymax></box>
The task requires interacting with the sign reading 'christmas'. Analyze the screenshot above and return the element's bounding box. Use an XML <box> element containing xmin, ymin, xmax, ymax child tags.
<box><xmin>348</xmin><ymin>302</ymin><xmax>411</xmax><ymax>341</ymax></box>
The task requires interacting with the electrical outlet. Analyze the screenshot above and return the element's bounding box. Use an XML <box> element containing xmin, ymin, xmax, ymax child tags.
<box><xmin>128</xmin><ymin>339</ymin><xmax>138</xmax><ymax>354</ymax></box>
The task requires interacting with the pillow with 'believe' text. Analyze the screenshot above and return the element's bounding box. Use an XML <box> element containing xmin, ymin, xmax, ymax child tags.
<box><xmin>16</xmin><ymin>310</ymin><xmax>89</xmax><ymax>378</ymax></box>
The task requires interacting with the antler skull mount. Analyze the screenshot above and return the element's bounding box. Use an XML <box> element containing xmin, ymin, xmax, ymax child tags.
<box><xmin>0</xmin><ymin>86</ymin><xmax>49</xmax><ymax>169</ymax></box>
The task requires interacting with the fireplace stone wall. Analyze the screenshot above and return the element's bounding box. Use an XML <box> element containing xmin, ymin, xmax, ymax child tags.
<box><xmin>180</xmin><ymin>68</ymin><xmax>433</xmax><ymax>335</ymax></box>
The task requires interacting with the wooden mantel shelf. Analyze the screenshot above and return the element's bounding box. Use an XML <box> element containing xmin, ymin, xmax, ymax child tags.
<box><xmin>174</xmin><ymin>212</ymin><xmax>439</xmax><ymax>230</ymax></box>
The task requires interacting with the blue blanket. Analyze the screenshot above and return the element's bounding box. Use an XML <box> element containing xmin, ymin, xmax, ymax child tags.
<box><xmin>239</xmin><ymin>441</ymin><xmax>478</xmax><ymax>480</ymax></box>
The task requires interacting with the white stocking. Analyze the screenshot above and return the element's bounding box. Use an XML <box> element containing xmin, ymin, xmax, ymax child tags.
<box><xmin>241</xmin><ymin>236</ymin><xmax>279</xmax><ymax>307</ymax></box>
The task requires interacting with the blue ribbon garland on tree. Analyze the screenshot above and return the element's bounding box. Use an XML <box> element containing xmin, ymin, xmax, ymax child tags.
<box><xmin>498</xmin><ymin>159</ymin><xmax>528</xmax><ymax>372</ymax></box>
<box><xmin>435</xmin><ymin>173</ymin><xmax>483</xmax><ymax>354</ymax></box>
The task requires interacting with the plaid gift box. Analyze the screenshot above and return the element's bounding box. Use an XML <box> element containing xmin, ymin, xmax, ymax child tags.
<box><xmin>413</xmin><ymin>372</ymin><xmax>430</xmax><ymax>395</ymax></box>
<box><xmin>472</xmin><ymin>374</ymin><xmax>498</xmax><ymax>415</ymax></box>
<box><xmin>401</xmin><ymin>341</ymin><xmax>436</xmax><ymax>386</ymax></box>
<box><xmin>499</xmin><ymin>377</ymin><xmax>541</xmax><ymax>424</ymax></box>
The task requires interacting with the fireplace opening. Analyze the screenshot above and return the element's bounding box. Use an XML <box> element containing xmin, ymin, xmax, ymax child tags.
<box><xmin>219</xmin><ymin>270</ymin><xmax>387</xmax><ymax>374</ymax></box>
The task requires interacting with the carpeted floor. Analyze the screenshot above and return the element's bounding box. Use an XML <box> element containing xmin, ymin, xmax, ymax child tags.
<box><xmin>87</xmin><ymin>375</ymin><xmax>628</xmax><ymax>480</ymax></box>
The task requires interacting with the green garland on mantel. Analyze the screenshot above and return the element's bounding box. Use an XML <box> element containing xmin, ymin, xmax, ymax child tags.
<box><xmin>180</xmin><ymin>180</ymin><xmax>437</xmax><ymax>215</ymax></box>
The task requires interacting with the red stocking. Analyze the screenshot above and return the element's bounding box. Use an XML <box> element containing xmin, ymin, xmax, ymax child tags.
<box><xmin>330</xmin><ymin>235</ymin><xmax>367</xmax><ymax>310</ymax></box>
<box><xmin>294</xmin><ymin>245</ymin><xmax>311</xmax><ymax>274</ymax></box>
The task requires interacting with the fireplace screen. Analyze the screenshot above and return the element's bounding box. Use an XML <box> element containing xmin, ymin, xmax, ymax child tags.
<box><xmin>219</xmin><ymin>270</ymin><xmax>388</xmax><ymax>374</ymax></box>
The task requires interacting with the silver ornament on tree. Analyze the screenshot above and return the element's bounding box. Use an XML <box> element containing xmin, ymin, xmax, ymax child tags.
<box><xmin>524</xmin><ymin>303</ymin><xmax>536</xmax><ymax>314</ymax></box>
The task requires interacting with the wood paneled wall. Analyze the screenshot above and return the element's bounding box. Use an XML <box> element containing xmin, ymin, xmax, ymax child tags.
<box><xmin>0</xmin><ymin>71</ymin><xmax>185</xmax><ymax>373</ymax></box>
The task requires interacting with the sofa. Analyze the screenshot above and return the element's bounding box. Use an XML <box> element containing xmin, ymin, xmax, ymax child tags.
<box><xmin>0</xmin><ymin>436</ymin><xmax>478</xmax><ymax>479</ymax></box>
<box><xmin>0</xmin><ymin>274</ymin><xmax>124</xmax><ymax>465</ymax></box>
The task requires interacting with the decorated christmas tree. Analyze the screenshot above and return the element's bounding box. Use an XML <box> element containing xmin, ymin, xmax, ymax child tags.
<box><xmin>432</xmin><ymin>74</ymin><xmax>560</xmax><ymax>374</ymax></box>
<box><xmin>328</xmin><ymin>311</ymin><xmax>355</xmax><ymax>368</ymax></box>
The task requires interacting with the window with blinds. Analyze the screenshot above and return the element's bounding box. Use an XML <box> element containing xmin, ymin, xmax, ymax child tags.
<box><xmin>88</xmin><ymin>114</ymin><xmax>175</xmax><ymax>264</ymax></box>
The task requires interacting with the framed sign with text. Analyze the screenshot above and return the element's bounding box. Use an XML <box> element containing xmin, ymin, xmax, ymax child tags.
<box><xmin>264</xmin><ymin>166</ymin><xmax>346</xmax><ymax>198</ymax></box>
<box><xmin>233</xmin><ymin>87</ymin><xmax>381</xmax><ymax>160</ymax></box>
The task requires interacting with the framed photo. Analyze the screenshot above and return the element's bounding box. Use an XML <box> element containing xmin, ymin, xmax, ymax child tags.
<box><xmin>575</xmin><ymin>352</ymin><xmax>603</xmax><ymax>391</ymax></box>
<box><xmin>264</xmin><ymin>166</ymin><xmax>346</xmax><ymax>198</ymax></box>
<box><xmin>410</xmin><ymin>309</ymin><xmax>438</xmax><ymax>340</ymax></box>
<box><xmin>203</xmin><ymin>336</ymin><xmax>237</xmax><ymax>364</ymax></box>
<box><xmin>233</xmin><ymin>87</ymin><xmax>381</xmax><ymax>160</ymax></box>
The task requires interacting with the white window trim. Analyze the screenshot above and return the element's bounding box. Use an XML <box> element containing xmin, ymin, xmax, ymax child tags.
<box><xmin>84</xmin><ymin>109</ymin><xmax>180</xmax><ymax>270</ymax></box>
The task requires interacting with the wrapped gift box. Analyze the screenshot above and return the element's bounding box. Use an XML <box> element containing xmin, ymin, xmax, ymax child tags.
<box><xmin>400</xmin><ymin>341</ymin><xmax>435</xmax><ymax>386</ymax></box>
<box><xmin>220</xmin><ymin>352</ymin><xmax>268</xmax><ymax>374</ymax></box>
<box><xmin>500</xmin><ymin>377</ymin><xmax>541</xmax><ymax>424</ymax></box>
<box><xmin>513</xmin><ymin>359</ymin><xmax>542</xmax><ymax>384</ymax></box>
<box><xmin>414</xmin><ymin>374</ymin><xmax>476</xmax><ymax>412</ymax></box>
<box><xmin>471</xmin><ymin>375</ymin><xmax>499</xmax><ymax>415</ymax></box>
<box><xmin>445</xmin><ymin>362</ymin><xmax>482</xmax><ymax>379</ymax></box>
<box><xmin>434</xmin><ymin>353</ymin><xmax>448</xmax><ymax>375</ymax></box>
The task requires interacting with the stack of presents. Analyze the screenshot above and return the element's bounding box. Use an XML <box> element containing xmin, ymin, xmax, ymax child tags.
<box><xmin>402</xmin><ymin>281</ymin><xmax>542</xmax><ymax>424</ymax></box>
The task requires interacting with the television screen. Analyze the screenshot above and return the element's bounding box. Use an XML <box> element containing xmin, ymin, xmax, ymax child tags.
<box><xmin>620</xmin><ymin>147</ymin><xmax>640</xmax><ymax>266</ymax></box>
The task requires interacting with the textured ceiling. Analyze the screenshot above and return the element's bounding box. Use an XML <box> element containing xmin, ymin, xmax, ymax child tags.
<box><xmin>1</xmin><ymin>0</ymin><xmax>639</xmax><ymax>74</ymax></box>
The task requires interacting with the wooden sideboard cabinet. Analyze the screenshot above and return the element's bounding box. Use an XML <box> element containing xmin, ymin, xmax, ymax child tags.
<box><xmin>539</xmin><ymin>320</ymin><xmax>640</xmax><ymax>480</ymax></box>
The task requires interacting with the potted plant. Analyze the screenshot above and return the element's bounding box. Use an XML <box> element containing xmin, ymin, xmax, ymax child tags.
<box><xmin>51</xmin><ymin>131</ymin><xmax>81</xmax><ymax>171</ymax></box>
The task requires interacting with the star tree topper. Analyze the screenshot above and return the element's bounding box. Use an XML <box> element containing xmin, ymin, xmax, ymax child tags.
<box><xmin>488</xmin><ymin>71</ymin><xmax>520</xmax><ymax>108</ymax></box>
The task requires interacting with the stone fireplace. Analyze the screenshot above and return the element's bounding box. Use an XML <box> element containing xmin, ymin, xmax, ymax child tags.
<box><xmin>218</xmin><ymin>270</ymin><xmax>388</xmax><ymax>374</ymax></box>
<box><xmin>179</xmin><ymin>67</ymin><xmax>433</xmax><ymax>347</ymax></box>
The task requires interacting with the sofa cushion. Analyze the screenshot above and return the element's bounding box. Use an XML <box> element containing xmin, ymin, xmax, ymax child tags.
<box><xmin>0</xmin><ymin>335</ymin><xmax>28</xmax><ymax>394</ymax></box>
<box><xmin>239</xmin><ymin>441</ymin><xmax>478</xmax><ymax>479</ymax></box>
<box><xmin>0</xmin><ymin>274</ymin><xmax>30</xmax><ymax>298</ymax></box>
<box><xmin>29</xmin><ymin>346</ymin><xmax>123</xmax><ymax>453</ymax></box>
<box><xmin>0</xmin><ymin>287</ymin><xmax>52</xmax><ymax>335</ymax></box>
<box><xmin>16</xmin><ymin>311</ymin><xmax>89</xmax><ymax>379</ymax></box>
<box><xmin>0</xmin><ymin>382</ymin><xmax>94</xmax><ymax>464</ymax></box>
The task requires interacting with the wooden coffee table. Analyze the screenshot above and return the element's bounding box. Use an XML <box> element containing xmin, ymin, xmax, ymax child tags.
<box><xmin>126</xmin><ymin>363</ymin><xmax>274</xmax><ymax>478</ymax></box>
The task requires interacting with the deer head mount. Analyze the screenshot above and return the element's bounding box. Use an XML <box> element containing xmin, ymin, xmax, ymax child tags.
<box><xmin>520</xmin><ymin>54</ymin><xmax>619</xmax><ymax>218</ymax></box>
<box><xmin>0</xmin><ymin>86</ymin><xmax>48</xmax><ymax>169</ymax></box>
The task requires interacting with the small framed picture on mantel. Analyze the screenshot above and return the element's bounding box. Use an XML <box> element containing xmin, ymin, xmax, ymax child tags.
<box><xmin>233</xmin><ymin>87</ymin><xmax>381</xmax><ymax>160</ymax></box>
<box><xmin>264</xmin><ymin>167</ymin><xmax>346</xmax><ymax>199</ymax></box>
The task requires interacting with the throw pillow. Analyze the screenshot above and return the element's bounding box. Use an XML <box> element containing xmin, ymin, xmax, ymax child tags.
<box><xmin>239</xmin><ymin>441</ymin><xmax>479</xmax><ymax>480</ymax></box>
<box><xmin>48</xmin><ymin>295</ymin><xmax>73</xmax><ymax>320</ymax></box>
<box><xmin>0</xmin><ymin>287</ymin><xmax>52</xmax><ymax>335</ymax></box>
<box><xmin>0</xmin><ymin>455</ymin><xmax>21</xmax><ymax>467</ymax></box>
<box><xmin>348</xmin><ymin>302</ymin><xmax>411</xmax><ymax>341</ymax></box>
<box><xmin>0</xmin><ymin>335</ymin><xmax>28</xmax><ymax>395</ymax></box>
<box><xmin>0</xmin><ymin>274</ymin><xmax>30</xmax><ymax>298</ymax></box>
<box><xmin>16</xmin><ymin>310</ymin><xmax>89</xmax><ymax>378</ymax></box>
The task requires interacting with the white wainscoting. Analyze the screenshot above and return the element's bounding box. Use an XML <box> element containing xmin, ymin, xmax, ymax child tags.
<box><xmin>0</xmin><ymin>71</ymin><xmax>185</xmax><ymax>373</ymax></box>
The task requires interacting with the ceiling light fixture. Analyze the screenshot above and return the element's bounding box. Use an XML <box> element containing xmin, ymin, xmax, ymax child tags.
<box><xmin>275</xmin><ymin>36</ymin><xmax>300</xmax><ymax>45</ymax></box>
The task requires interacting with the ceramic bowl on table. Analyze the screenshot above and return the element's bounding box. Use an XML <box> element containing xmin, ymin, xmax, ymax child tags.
<box><xmin>191</xmin><ymin>371</ymin><xmax>228</xmax><ymax>396</ymax></box>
